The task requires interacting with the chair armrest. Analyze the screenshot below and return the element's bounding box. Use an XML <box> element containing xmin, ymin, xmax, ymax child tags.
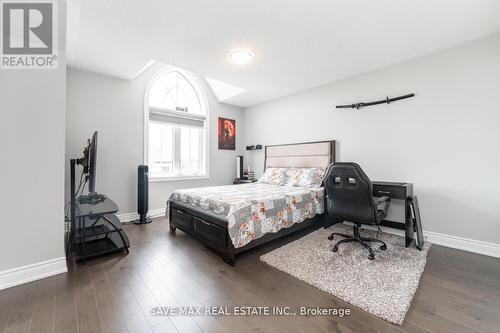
<box><xmin>375</xmin><ymin>196</ymin><xmax>391</xmax><ymax>217</ymax></box>
<box><xmin>375</xmin><ymin>196</ymin><xmax>391</xmax><ymax>204</ymax></box>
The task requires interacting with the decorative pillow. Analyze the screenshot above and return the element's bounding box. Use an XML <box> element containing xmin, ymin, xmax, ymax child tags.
<box><xmin>258</xmin><ymin>168</ymin><xmax>289</xmax><ymax>185</ymax></box>
<box><xmin>286</xmin><ymin>167</ymin><xmax>325</xmax><ymax>188</ymax></box>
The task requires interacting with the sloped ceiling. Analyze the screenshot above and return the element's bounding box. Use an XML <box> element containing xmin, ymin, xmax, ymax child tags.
<box><xmin>67</xmin><ymin>0</ymin><xmax>500</xmax><ymax>107</ymax></box>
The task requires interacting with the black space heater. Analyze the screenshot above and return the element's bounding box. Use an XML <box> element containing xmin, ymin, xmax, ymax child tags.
<box><xmin>134</xmin><ymin>165</ymin><xmax>152</xmax><ymax>224</ymax></box>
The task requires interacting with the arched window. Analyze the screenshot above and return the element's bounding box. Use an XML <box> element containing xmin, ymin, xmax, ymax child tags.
<box><xmin>145</xmin><ymin>68</ymin><xmax>208</xmax><ymax>180</ymax></box>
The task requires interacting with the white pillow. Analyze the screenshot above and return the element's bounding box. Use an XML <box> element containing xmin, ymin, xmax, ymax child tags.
<box><xmin>258</xmin><ymin>168</ymin><xmax>289</xmax><ymax>185</ymax></box>
<box><xmin>286</xmin><ymin>167</ymin><xmax>325</xmax><ymax>188</ymax></box>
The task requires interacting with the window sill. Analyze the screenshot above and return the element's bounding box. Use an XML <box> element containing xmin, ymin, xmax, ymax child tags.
<box><xmin>149</xmin><ymin>175</ymin><xmax>209</xmax><ymax>182</ymax></box>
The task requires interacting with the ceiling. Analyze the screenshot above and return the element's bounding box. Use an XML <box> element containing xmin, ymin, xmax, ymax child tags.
<box><xmin>67</xmin><ymin>0</ymin><xmax>500</xmax><ymax>107</ymax></box>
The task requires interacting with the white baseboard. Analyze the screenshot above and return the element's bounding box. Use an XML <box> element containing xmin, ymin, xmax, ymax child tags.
<box><xmin>120</xmin><ymin>209</ymin><xmax>500</xmax><ymax>258</ymax></box>
<box><xmin>118</xmin><ymin>209</ymin><xmax>500</xmax><ymax>258</ymax></box>
<box><xmin>117</xmin><ymin>208</ymin><xmax>165</xmax><ymax>223</ymax></box>
<box><xmin>116</xmin><ymin>211</ymin><xmax>139</xmax><ymax>223</ymax></box>
<box><xmin>2</xmin><ymin>220</ymin><xmax>497</xmax><ymax>291</ymax></box>
<box><xmin>423</xmin><ymin>231</ymin><xmax>500</xmax><ymax>258</ymax></box>
<box><xmin>363</xmin><ymin>225</ymin><xmax>500</xmax><ymax>258</ymax></box>
<box><xmin>0</xmin><ymin>257</ymin><xmax>67</xmax><ymax>291</ymax></box>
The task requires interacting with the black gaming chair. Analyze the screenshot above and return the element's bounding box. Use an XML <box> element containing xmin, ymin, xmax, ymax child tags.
<box><xmin>324</xmin><ymin>162</ymin><xmax>391</xmax><ymax>260</ymax></box>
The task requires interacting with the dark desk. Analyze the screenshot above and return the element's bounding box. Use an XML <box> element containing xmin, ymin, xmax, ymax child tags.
<box><xmin>373</xmin><ymin>181</ymin><xmax>423</xmax><ymax>250</ymax></box>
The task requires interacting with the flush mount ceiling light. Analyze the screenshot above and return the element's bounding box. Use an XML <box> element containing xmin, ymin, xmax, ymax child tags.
<box><xmin>228</xmin><ymin>49</ymin><xmax>254</xmax><ymax>65</ymax></box>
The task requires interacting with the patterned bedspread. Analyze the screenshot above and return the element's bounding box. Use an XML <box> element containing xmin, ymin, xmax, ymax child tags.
<box><xmin>169</xmin><ymin>183</ymin><xmax>324</xmax><ymax>248</ymax></box>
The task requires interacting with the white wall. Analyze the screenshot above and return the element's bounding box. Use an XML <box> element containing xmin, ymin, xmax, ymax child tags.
<box><xmin>66</xmin><ymin>64</ymin><xmax>244</xmax><ymax>215</ymax></box>
<box><xmin>0</xmin><ymin>1</ymin><xmax>67</xmax><ymax>282</ymax></box>
<box><xmin>243</xmin><ymin>34</ymin><xmax>500</xmax><ymax>245</ymax></box>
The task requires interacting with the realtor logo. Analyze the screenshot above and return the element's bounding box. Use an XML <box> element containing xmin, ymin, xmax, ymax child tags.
<box><xmin>1</xmin><ymin>0</ymin><xmax>58</xmax><ymax>69</ymax></box>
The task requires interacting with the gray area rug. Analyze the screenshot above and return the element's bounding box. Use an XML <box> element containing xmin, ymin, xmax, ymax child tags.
<box><xmin>260</xmin><ymin>224</ymin><xmax>431</xmax><ymax>324</ymax></box>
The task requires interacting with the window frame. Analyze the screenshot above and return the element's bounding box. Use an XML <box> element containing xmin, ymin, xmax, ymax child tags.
<box><xmin>144</xmin><ymin>66</ymin><xmax>210</xmax><ymax>182</ymax></box>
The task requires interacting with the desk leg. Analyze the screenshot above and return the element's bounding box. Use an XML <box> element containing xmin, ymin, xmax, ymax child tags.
<box><xmin>405</xmin><ymin>197</ymin><xmax>414</xmax><ymax>248</ymax></box>
<box><xmin>411</xmin><ymin>196</ymin><xmax>424</xmax><ymax>250</ymax></box>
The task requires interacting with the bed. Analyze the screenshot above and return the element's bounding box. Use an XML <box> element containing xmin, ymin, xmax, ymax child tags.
<box><xmin>167</xmin><ymin>140</ymin><xmax>336</xmax><ymax>265</ymax></box>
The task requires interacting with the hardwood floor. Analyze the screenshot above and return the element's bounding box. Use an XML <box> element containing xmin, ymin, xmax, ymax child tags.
<box><xmin>1</xmin><ymin>217</ymin><xmax>499</xmax><ymax>333</ymax></box>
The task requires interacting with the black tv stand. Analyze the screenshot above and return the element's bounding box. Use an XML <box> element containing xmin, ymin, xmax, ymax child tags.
<box><xmin>68</xmin><ymin>159</ymin><xmax>130</xmax><ymax>264</ymax></box>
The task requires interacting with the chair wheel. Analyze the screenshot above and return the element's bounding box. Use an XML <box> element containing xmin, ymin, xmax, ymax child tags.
<box><xmin>380</xmin><ymin>244</ymin><xmax>387</xmax><ymax>250</ymax></box>
<box><xmin>328</xmin><ymin>235</ymin><xmax>333</xmax><ymax>241</ymax></box>
<box><xmin>368</xmin><ymin>255</ymin><xmax>375</xmax><ymax>260</ymax></box>
<box><xmin>332</xmin><ymin>246</ymin><xmax>338</xmax><ymax>252</ymax></box>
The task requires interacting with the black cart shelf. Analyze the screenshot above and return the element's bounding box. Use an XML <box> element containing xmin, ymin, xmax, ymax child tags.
<box><xmin>74</xmin><ymin>214</ymin><xmax>124</xmax><ymax>240</ymax></box>
<box><xmin>70</xmin><ymin>199</ymin><xmax>130</xmax><ymax>263</ymax></box>
<box><xmin>68</xmin><ymin>158</ymin><xmax>130</xmax><ymax>263</ymax></box>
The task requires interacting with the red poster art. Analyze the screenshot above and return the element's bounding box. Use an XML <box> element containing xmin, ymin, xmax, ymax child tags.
<box><xmin>218</xmin><ymin>117</ymin><xmax>236</xmax><ymax>150</ymax></box>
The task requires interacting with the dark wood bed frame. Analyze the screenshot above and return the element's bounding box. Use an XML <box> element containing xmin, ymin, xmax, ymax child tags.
<box><xmin>168</xmin><ymin>140</ymin><xmax>336</xmax><ymax>265</ymax></box>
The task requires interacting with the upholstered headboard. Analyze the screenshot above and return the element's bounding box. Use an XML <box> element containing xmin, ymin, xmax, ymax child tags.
<box><xmin>264</xmin><ymin>140</ymin><xmax>336</xmax><ymax>170</ymax></box>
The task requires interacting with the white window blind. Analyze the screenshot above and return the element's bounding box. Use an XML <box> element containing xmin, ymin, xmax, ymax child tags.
<box><xmin>149</xmin><ymin>107</ymin><xmax>205</xmax><ymax>128</ymax></box>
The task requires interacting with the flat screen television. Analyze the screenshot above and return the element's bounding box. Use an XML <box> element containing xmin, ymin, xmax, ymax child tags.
<box><xmin>78</xmin><ymin>131</ymin><xmax>105</xmax><ymax>204</ymax></box>
<box><xmin>88</xmin><ymin>131</ymin><xmax>98</xmax><ymax>194</ymax></box>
